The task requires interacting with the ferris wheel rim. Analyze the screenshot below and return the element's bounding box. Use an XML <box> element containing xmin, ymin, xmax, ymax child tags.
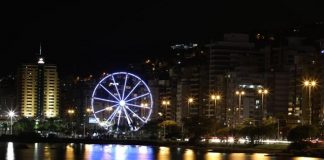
<box><xmin>90</xmin><ymin>71</ymin><xmax>153</xmax><ymax>132</ymax></box>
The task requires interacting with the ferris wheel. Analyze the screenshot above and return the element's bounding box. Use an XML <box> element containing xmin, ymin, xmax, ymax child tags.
<box><xmin>91</xmin><ymin>72</ymin><xmax>153</xmax><ymax>132</ymax></box>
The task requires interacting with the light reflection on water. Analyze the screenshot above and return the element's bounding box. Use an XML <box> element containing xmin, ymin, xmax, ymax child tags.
<box><xmin>1</xmin><ymin>142</ymin><xmax>323</xmax><ymax>160</ymax></box>
<box><xmin>293</xmin><ymin>157</ymin><xmax>323</xmax><ymax>160</ymax></box>
<box><xmin>6</xmin><ymin>142</ymin><xmax>14</xmax><ymax>160</ymax></box>
<box><xmin>204</xmin><ymin>152</ymin><xmax>222</xmax><ymax>160</ymax></box>
<box><xmin>65</xmin><ymin>143</ymin><xmax>75</xmax><ymax>160</ymax></box>
<box><xmin>229</xmin><ymin>153</ymin><xmax>246</xmax><ymax>160</ymax></box>
<box><xmin>251</xmin><ymin>153</ymin><xmax>271</xmax><ymax>160</ymax></box>
<box><xmin>183</xmin><ymin>149</ymin><xmax>195</xmax><ymax>160</ymax></box>
<box><xmin>157</xmin><ymin>146</ymin><xmax>170</xmax><ymax>160</ymax></box>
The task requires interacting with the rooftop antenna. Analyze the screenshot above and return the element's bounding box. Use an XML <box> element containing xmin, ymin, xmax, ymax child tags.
<box><xmin>37</xmin><ymin>43</ymin><xmax>45</xmax><ymax>64</ymax></box>
<box><xmin>39</xmin><ymin>43</ymin><xmax>42</xmax><ymax>56</ymax></box>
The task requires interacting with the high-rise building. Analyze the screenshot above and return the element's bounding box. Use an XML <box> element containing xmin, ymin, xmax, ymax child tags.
<box><xmin>17</xmin><ymin>54</ymin><xmax>59</xmax><ymax>118</ymax></box>
<box><xmin>263</xmin><ymin>36</ymin><xmax>318</xmax><ymax>124</ymax></box>
<box><xmin>206</xmin><ymin>33</ymin><xmax>265</xmax><ymax>125</ymax></box>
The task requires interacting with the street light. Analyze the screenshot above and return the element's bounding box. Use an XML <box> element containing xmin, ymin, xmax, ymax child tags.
<box><xmin>67</xmin><ymin>109</ymin><xmax>75</xmax><ymax>137</ymax></box>
<box><xmin>187</xmin><ymin>97</ymin><xmax>194</xmax><ymax>117</ymax></box>
<box><xmin>210</xmin><ymin>94</ymin><xmax>221</xmax><ymax>118</ymax></box>
<box><xmin>83</xmin><ymin>108</ymin><xmax>92</xmax><ymax>138</ymax></box>
<box><xmin>140</xmin><ymin>102</ymin><xmax>148</xmax><ymax>116</ymax></box>
<box><xmin>105</xmin><ymin>106</ymin><xmax>113</xmax><ymax>112</ymax></box>
<box><xmin>86</xmin><ymin>108</ymin><xmax>92</xmax><ymax>113</ymax></box>
<box><xmin>8</xmin><ymin>111</ymin><xmax>15</xmax><ymax>135</ymax></box>
<box><xmin>162</xmin><ymin>100</ymin><xmax>170</xmax><ymax>119</ymax></box>
<box><xmin>235</xmin><ymin>90</ymin><xmax>245</xmax><ymax>125</ymax></box>
<box><xmin>161</xmin><ymin>100</ymin><xmax>170</xmax><ymax>139</ymax></box>
<box><xmin>68</xmin><ymin>109</ymin><xmax>75</xmax><ymax>114</ymax></box>
<box><xmin>303</xmin><ymin>80</ymin><xmax>317</xmax><ymax>125</ymax></box>
<box><xmin>258</xmin><ymin>88</ymin><xmax>269</xmax><ymax>119</ymax></box>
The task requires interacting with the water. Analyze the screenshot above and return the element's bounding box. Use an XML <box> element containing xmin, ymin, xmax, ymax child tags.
<box><xmin>0</xmin><ymin>142</ymin><xmax>323</xmax><ymax>160</ymax></box>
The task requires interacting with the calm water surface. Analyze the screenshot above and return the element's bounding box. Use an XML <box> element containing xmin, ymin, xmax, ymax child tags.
<box><xmin>0</xmin><ymin>142</ymin><xmax>323</xmax><ymax>160</ymax></box>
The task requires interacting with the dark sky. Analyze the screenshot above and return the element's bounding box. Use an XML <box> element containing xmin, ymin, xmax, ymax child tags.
<box><xmin>0</xmin><ymin>1</ymin><xmax>323</xmax><ymax>76</ymax></box>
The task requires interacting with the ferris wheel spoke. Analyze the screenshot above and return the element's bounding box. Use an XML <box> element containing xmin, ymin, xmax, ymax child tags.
<box><xmin>94</xmin><ymin>104</ymin><xmax>119</xmax><ymax>114</ymax></box>
<box><xmin>125</xmin><ymin>106</ymin><xmax>145</xmax><ymax>123</ymax></box>
<box><xmin>99</xmin><ymin>84</ymin><xmax>120</xmax><ymax>101</ymax></box>
<box><xmin>125</xmin><ymin>103</ymin><xmax>150</xmax><ymax>109</ymax></box>
<box><xmin>122</xmin><ymin>107</ymin><xmax>133</xmax><ymax>128</ymax></box>
<box><xmin>124</xmin><ymin>81</ymin><xmax>141</xmax><ymax>101</ymax></box>
<box><xmin>94</xmin><ymin>108</ymin><xmax>106</xmax><ymax>114</ymax></box>
<box><xmin>107</xmin><ymin>106</ymin><xmax>120</xmax><ymax>122</ymax></box>
<box><xmin>125</xmin><ymin>92</ymin><xmax>150</xmax><ymax>103</ymax></box>
<box><xmin>117</xmin><ymin>109</ymin><xmax>122</xmax><ymax>129</ymax></box>
<box><xmin>111</xmin><ymin>75</ymin><xmax>122</xmax><ymax>100</ymax></box>
<box><xmin>122</xmin><ymin>74</ymin><xmax>128</xmax><ymax>100</ymax></box>
<box><xmin>93</xmin><ymin>97</ymin><xmax>119</xmax><ymax>104</ymax></box>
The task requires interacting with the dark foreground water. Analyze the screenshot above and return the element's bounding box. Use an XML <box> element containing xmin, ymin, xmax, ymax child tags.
<box><xmin>0</xmin><ymin>142</ymin><xmax>323</xmax><ymax>160</ymax></box>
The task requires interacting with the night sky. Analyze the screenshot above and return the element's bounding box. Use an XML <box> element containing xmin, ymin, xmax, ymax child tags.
<box><xmin>0</xmin><ymin>1</ymin><xmax>323</xmax><ymax>76</ymax></box>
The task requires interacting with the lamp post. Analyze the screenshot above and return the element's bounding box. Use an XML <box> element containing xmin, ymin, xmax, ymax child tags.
<box><xmin>258</xmin><ymin>88</ymin><xmax>268</xmax><ymax>119</ymax></box>
<box><xmin>140</xmin><ymin>102</ymin><xmax>148</xmax><ymax>116</ymax></box>
<box><xmin>162</xmin><ymin>100</ymin><xmax>170</xmax><ymax>139</ymax></box>
<box><xmin>105</xmin><ymin>106</ymin><xmax>113</xmax><ymax>114</ymax></box>
<box><xmin>235</xmin><ymin>90</ymin><xmax>245</xmax><ymax>126</ymax></box>
<box><xmin>211</xmin><ymin>94</ymin><xmax>221</xmax><ymax>118</ymax></box>
<box><xmin>303</xmin><ymin>80</ymin><xmax>316</xmax><ymax>125</ymax></box>
<box><xmin>83</xmin><ymin>108</ymin><xmax>92</xmax><ymax>138</ymax></box>
<box><xmin>8</xmin><ymin>111</ymin><xmax>15</xmax><ymax>135</ymax></box>
<box><xmin>68</xmin><ymin>109</ymin><xmax>75</xmax><ymax>137</ymax></box>
<box><xmin>162</xmin><ymin>100</ymin><xmax>170</xmax><ymax>119</ymax></box>
<box><xmin>187</xmin><ymin>97</ymin><xmax>193</xmax><ymax>117</ymax></box>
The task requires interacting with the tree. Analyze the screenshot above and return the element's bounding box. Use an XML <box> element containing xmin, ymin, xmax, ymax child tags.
<box><xmin>239</xmin><ymin>125</ymin><xmax>258</xmax><ymax>144</ymax></box>
<box><xmin>13</xmin><ymin>118</ymin><xmax>35</xmax><ymax>134</ymax></box>
<box><xmin>140</xmin><ymin>118</ymin><xmax>163</xmax><ymax>139</ymax></box>
<box><xmin>183</xmin><ymin>116</ymin><xmax>214</xmax><ymax>143</ymax></box>
<box><xmin>158</xmin><ymin>120</ymin><xmax>180</xmax><ymax>139</ymax></box>
<box><xmin>37</xmin><ymin>118</ymin><xmax>65</xmax><ymax>134</ymax></box>
<box><xmin>287</xmin><ymin>125</ymin><xmax>318</xmax><ymax>143</ymax></box>
<box><xmin>1</xmin><ymin>123</ymin><xmax>8</xmax><ymax>134</ymax></box>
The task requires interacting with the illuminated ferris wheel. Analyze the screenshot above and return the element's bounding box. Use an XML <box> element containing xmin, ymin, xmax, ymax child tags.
<box><xmin>91</xmin><ymin>72</ymin><xmax>153</xmax><ymax>132</ymax></box>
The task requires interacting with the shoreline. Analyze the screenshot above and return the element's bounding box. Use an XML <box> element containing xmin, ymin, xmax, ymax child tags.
<box><xmin>1</xmin><ymin>135</ymin><xmax>323</xmax><ymax>158</ymax></box>
<box><xmin>0</xmin><ymin>135</ymin><xmax>286</xmax><ymax>152</ymax></box>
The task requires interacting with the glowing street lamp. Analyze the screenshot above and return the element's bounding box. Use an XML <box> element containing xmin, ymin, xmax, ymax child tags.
<box><xmin>258</xmin><ymin>88</ymin><xmax>269</xmax><ymax>119</ymax></box>
<box><xmin>84</xmin><ymin>108</ymin><xmax>92</xmax><ymax>137</ymax></box>
<box><xmin>188</xmin><ymin>97</ymin><xmax>194</xmax><ymax>117</ymax></box>
<box><xmin>67</xmin><ymin>109</ymin><xmax>75</xmax><ymax>136</ymax></box>
<box><xmin>303</xmin><ymin>80</ymin><xmax>317</xmax><ymax>125</ymax></box>
<box><xmin>162</xmin><ymin>100</ymin><xmax>170</xmax><ymax>119</ymax></box>
<box><xmin>8</xmin><ymin>111</ymin><xmax>15</xmax><ymax>135</ymax></box>
<box><xmin>140</xmin><ymin>102</ymin><xmax>148</xmax><ymax>116</ymax></box>
<box><xmin>105</xmin><ymin>106</ymin><xmax>113</xmax><ymax>112</ymax></box>
<box><xmin>86</xmin><ymin>108</ymin><xmax>92</xmax><ymax>113</ymax></box>
<box><xmin>161</xmin><ymin>100</ymin><xmax>170</xmax><ymax>139</ymax></box>
<box><xmin>235</xmin><ymin>90</ymin><xmax>245</xmax><ymax>125</ymax></box>
<box><xmin>210</xmin><ymin>94</ymin><xmax>221</xmax><ymax>118</ymax></box>
<box><xmin>68</xmin><ymin>109</ymin><xmax>75</xmax><ymax>115</ymax></box>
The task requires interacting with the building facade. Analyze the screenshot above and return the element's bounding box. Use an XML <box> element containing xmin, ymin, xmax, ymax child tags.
<box><xmin>17</xmin><ymin>56</ymin><xmax>59</xmax><ymax>118</ymax></box>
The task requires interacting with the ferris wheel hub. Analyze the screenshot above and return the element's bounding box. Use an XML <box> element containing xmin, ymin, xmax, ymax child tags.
<box><xmin>119</xmin><ymin>100</ymin><xmax>126</xmax><ymax>107</ymax></box>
